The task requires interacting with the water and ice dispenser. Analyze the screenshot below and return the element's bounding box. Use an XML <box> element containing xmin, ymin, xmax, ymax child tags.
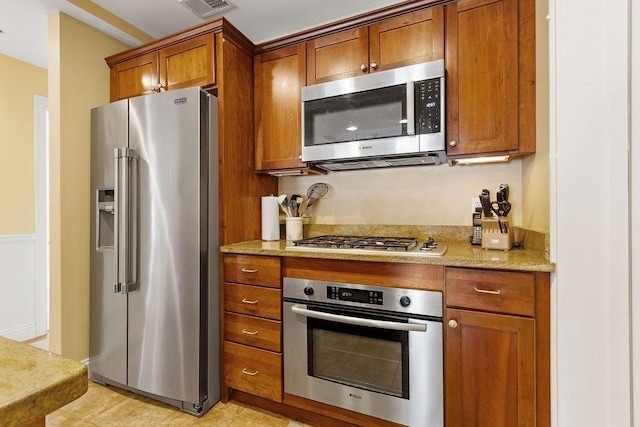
<box><xmin>96</xmin><ymin>189</ymin><xmax>114</xmax><ymax>250</ymax></box>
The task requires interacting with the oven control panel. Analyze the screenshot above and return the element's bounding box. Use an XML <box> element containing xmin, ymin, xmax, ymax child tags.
<box><xmin>283</xmin><ymin>278</ymin><xmax>443</xmax><ymax>318</ymax></box>
<box><xmin>327</xmin><ymin>286</ymin><xmax>383</xmax><ymax>305</ymax></box>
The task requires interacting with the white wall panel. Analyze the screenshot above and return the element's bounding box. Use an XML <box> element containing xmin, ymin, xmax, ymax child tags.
<box><xmin>550</xmin><ymin>0</ymin><xmax>632</xmax><ymax>425</ymax></box>
<box><xmin>0</xmin><ymin>235</ymin><xmax>36</xmax><ymax>341</ymax></box>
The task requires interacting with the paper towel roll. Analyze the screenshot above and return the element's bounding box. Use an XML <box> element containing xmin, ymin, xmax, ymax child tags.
<box><xmin>261</xmin><ymin>196</ymin><xmax>280</xmax><ymax>241</ymax></box>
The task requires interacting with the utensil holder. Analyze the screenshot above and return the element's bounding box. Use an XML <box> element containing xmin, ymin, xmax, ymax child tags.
<box><xmin>481</xmin><ymin>217</ymin><xmax>513</xmax><ymax>251</ymax></box>
<box><xmin>285</xmin><ymin>217</ymin><xmax>303</xmax><ymax>241</ymax></box>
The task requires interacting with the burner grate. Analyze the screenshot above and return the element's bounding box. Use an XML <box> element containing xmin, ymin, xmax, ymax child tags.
<box><xmin>293</xmin><ymin>235</ymin><xmax>419</xmax><ymax>252</ymax></box>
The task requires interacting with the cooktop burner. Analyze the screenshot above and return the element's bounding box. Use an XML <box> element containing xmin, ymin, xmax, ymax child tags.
<box><xmin>289</xmin><ymin>235</ymin><xmax>447</xmax><ymax>256</ymax></box>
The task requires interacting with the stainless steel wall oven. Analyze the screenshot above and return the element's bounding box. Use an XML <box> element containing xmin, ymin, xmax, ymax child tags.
<box><xmin>283</xmin><ymin>278</ymin><xmax>443</xmax><ymax>426</ymax></box>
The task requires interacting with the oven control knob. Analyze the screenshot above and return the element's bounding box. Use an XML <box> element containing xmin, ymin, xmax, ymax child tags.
<box><xmin>303</xmin><ymin>286</ymin><xmax>314</xmax><ymax>296</ymax></box>
<box><xmin>399</xmin><ymin>296</ymin><xmax>411</xmax><ymax>307</ymax></box>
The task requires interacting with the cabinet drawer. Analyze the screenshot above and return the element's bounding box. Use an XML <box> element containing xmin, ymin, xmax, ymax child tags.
<box><xmin>224</xmin><ymin>341</ymin><xmax>282</xmax><ymax>402</ymax></box>
<box><xmin>223</xmin><ymin>255</ymin><xmax>281</xmax><ymax>288</ymax></box>
<box><xmin>224</xmin><ymin>283</ymin><xmax>282</xmax><ymax>320</ymax></box>
<box><xmin>445</xmin><ymin>268</ymin><xmax>534</xmax><ymax>316</ymax></box>
<box><xmin>225</xmin><ymin>312</ymin><xmax>281</xmax><ymax>352</ymax></box>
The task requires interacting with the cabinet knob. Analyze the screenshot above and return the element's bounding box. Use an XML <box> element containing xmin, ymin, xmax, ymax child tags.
<box><xmin>158</xmin><ymin>83</ymin><xmax>166</xmax><ymax>92</ymax></box>
<box><xmin>370</xmin><ymin>62</ymin><xmax>378</xmax><ymax>70</ymax></box>
<box><xmin>360</xmin><ymin>63</ymin><xmax>368</xmax><ymax>72</ymax></box>
<box><xmin>448</xmin><ymin>319</ymin><xmax>458</xmax><ymax>329</ymax></box>
<box><xmin>448</xmin><ymin>140</ymin><xmax>457</xmax><ymax>147</ymax></box>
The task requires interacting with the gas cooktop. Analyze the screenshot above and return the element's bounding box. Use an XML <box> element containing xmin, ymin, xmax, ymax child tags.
<box><xmin>287</xmin><ymin>235</ymin><xmax>447</xmax><ymax>257</ymax></box>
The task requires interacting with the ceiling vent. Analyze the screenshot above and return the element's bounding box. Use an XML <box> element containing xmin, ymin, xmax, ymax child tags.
<box><xmin>179</xmin><ymin>0</ymin><xmax>236</xmax><ymax>19</ymax></box>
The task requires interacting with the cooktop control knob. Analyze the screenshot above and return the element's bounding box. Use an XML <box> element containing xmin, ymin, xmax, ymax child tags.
<box><xmin>399</xmin><ymin>296</ymin><xmax>411</xmax><ymax>307</ymax></box>
<box><xmin>303</xmin><ymin>286</ymin><xmax>314</xmax><ymax>296</ymax></box>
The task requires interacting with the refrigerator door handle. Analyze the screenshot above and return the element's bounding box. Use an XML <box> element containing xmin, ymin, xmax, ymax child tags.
<box><xmin>121</xmin><ymin>147</ymin><xmax>138</xmax><ymax>294</ymax></box>
<box><xmin>113</xmin><ymin>148</ymin><xmax>122</xmax><ymax>294</ymax></box>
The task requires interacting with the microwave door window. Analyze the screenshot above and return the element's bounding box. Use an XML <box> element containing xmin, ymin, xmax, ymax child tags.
<box><xmin>304</xmin><ymin>85</ymin><xmax>408</xmax><ymax>146</ymax></box>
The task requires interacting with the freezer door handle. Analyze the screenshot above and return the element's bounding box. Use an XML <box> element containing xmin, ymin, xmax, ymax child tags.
<box><xmin>120</xmin><ymin>147</ymin><xmax>138</xmax><ymax>294</ymax></box>
<box><xmin>113</xmin><ymin>148</ymin><xmax>121</xmax><ymax>294</ymax></box>
<box><xmin>114</xmin><ymin>147</ymin><xmax>138</xmax><ymax>294</ymax></box>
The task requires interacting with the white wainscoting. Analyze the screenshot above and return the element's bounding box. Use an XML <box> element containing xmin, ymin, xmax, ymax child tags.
<box><xmin>0</xmin><ymin>234</ymin><xmax>37</xmax><ymax>341</ymax></box>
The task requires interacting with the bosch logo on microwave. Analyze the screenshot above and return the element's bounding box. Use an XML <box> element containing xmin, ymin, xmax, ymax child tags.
<box><xmin>359</xmin><ymin>145</ymin><xmax>373</xmax><ymax>150</ymax></box>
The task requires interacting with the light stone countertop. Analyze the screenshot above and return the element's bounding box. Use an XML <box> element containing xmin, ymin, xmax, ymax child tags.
<box><xmin>220</xmin><ymin>239</ymin><xmax>555</xmax><ymax>272</ymax></box>
<box><xmin>0</xmin><ymin>337</ymin><xmax>88</xmax><ymax>426</ymax></box>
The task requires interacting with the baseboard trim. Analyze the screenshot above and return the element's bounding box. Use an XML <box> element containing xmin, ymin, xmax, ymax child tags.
<box><xmin>0</xmin><ymin>323</ymin><xmax>37</xmax><ymax>342</ymax></box>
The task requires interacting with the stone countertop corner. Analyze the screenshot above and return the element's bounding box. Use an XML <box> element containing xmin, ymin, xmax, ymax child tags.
<box><xmin>0</xmin><ymin>337</ymin><xmax>88</xmax><ymax>426</ymax></box>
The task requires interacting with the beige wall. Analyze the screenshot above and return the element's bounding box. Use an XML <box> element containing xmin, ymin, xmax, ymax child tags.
<box><xmin>0</xmin><ymin>55</ymin><xmax>47</xmax><ymax>235</ymax></box>
<box><xmin>522</xmin><ymin>0</ymin><xmax>550</xmax><ymax>233</ymax></box>
<box><xmin>281</xmin><ymin>160</ymin><xmax>524</xmax><ymax>226</ymax></box>
<box><xmin>48</xmin><ymin>12</ymin><xmax>128</xmax><ymax>360</ymax></box>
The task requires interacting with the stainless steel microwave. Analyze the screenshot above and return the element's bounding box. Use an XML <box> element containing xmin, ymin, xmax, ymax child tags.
<box><xmin>301</xmin><ymin>60</ymin><xmax>446</xmax><ymax>171</ymax></box>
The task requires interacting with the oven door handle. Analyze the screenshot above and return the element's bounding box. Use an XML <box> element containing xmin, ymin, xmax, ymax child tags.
<box><xmin>290</xmin><ymin>304</ymin><xmax>427</xmax><ymax>332</ymax></box>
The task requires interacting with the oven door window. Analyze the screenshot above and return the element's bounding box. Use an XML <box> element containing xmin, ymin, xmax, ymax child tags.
<box><xmin>303</xmin><ymin>84</ymin><xmax>408</xmax><ymax>146</ymax></box>
<box><xmin>306</xmin><ymin>308</ymin><xmax>409</xmax><ymax>399</ymax></box>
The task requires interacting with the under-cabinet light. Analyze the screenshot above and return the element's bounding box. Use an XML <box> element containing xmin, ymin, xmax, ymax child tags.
<box><xmin>453</xmin><ymin>155</ymin><xmax>511</xmax><ymax>165</ymax></box>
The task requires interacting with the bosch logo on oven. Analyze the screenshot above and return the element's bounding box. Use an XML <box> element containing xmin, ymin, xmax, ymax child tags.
<box><xmin>349</xmin><ymin>393</ymin><xmax>363</xmax><ymax>400</ymax></box>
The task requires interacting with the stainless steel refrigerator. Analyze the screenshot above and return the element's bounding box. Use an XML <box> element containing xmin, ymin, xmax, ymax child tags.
<box><xmin>89</xmin><ymin>87</ymin><xmax>219</xmax><ymax>416</ymax></box>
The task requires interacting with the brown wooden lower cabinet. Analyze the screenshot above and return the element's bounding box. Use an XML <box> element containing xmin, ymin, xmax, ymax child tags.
<box><xmin>444</xmin><ymin>267</ymin><xmax>550</xmax><ymax>427</ymax></box>
<box><xmin>445</xmin><ymin>308</ymin><xmax>535</xmax><ymax>427</ymax></box>
<box><xmin>220</xmin><ymin>255</ymin><xmax>550</xmax><ymax>426</ymax></box>
<box><xmin>223</xmin><ymin>341</ymin><xmax>282</xmax><ymax>402</ymax></box>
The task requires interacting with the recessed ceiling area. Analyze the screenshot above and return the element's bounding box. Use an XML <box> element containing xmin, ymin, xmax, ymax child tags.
<box><xmin>1</xmin><ymin>0</ymin><xmax>409</xmax><ymax>69</ymax></box>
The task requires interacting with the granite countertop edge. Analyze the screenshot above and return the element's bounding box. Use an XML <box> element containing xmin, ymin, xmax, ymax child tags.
<box><xmin>220</xmin><ymin>240</ymin><xmax>555</xmax><ymax>273</ymax></box>
<box><xmin>0</xmin><ymin>337</ymin><xmax>88</xmax><ymax>426</ymax></box>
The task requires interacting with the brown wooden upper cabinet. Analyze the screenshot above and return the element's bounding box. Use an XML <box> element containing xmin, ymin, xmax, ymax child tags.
<box><xmin>254</xmin><ymin>44</ymin><xmax>307</xmax><ymax>172</ymax></box>
<box><xmin>306</xmin><ymin>8</ymin><xmax>445</xmax><ymax>85</ymax></box>
<box><xmin>109</xmin><ymin>33</ymin><xmax>215</xmax><ymax>102</ymax></box>
<box><xmin>445</xmin><ymin>0</ymin><xmax>535</xmax><ymax>158</ymax></box>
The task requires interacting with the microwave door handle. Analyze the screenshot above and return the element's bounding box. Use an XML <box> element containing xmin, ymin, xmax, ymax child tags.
<box><xmin>290</xmin><ymin>304</ymin><xmax>427</xmax><ymax>332</ymax></box>
<box><xmin>406</xmin><ymin>81</ymin><xmax>415</xmax><ymax>135</ymax></box>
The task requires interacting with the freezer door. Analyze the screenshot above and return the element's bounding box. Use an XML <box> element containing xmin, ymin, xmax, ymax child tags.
<box><xmin>127</xmin><ymin>88</ymin><xmax>210</xmax><ymax>405</ymax></box>
<box><xmin>89</xmin><ymin>100</ymin><xmax>129</xmax><ymax>385</ymax></box>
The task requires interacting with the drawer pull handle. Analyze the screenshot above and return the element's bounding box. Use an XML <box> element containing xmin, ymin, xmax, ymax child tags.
<box><xmin>241</xmin><ymin>298</ymin><xmax>259</xmax><ymax>305</ymax></box>
<box><xmin>241</xmin><ymin>268</ymin><xmax>258</xmax><ymax>273</ymax></box>
<box><xmin>241</xmin><ymin>329</ymin><xmax>259</xmax><ymax>335</ymax></box>
<box><xmin>242</xmin><ymin>368</ymin><xmax>259</xmax><ymax>376</ymax></box>
<box><xmin>474</xmin><ymin>287</ymin><xmax>502</xmax><ymax>295</ymax></box>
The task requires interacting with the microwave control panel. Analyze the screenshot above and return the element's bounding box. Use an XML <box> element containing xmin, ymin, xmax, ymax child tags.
<box><xmin>416</xmin><ymin>78</ymin><xmax>442</xmax><ymax>134</ymax></box>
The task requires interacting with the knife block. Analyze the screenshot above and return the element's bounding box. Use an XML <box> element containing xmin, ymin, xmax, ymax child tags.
<box><xmin>481</xmin><ymin>217</ymin><xmax>513</xmax><ymax>251</ymax></box>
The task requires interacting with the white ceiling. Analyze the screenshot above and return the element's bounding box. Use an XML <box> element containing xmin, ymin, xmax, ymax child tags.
<box><xmin>0</xmin><ymin>0</ymin><xmax>408</xmax><ymax>70</ymax></box>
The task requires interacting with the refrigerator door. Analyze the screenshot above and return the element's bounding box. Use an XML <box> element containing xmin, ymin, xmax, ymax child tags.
<box><xmin>127</xmin><ymin>87</ymin><xmax>209</xmax><ymax>405</ymax></box>
<box><xmin>89</xmin><ymin>100</ymin><xmax>129</xmax><ymax>385</ymax></box>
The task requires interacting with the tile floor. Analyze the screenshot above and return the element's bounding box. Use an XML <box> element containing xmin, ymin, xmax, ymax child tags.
<box><xmin>26</xmin><ymin>335</ymin><xmax>309</xmax><ymax>426</ymax></box>
<box><xmin>47</xmin><ymin>381</ymin><xmax>309</xmax><ymax>426</ymax></box>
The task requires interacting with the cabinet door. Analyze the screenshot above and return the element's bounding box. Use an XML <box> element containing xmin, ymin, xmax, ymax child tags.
<box><xmin>255</xmin><ymin>45</ymin><xmax>307</xmax><ymax>171</ymax></box>
<box><xmin>159</xmin><ymin>33</ymin><xmax>215</xmax><ymax>91</ymax></box>
<box><xmin>306</xmin><ymin>27</ymin><xmax>369</xmax><ymax>84</ymax></box>
<box><xmin>369</xmin><ymin>7</ymin><xmax>444</xmax><ymax>72</ymax></box>
<box><xmin>445</xmin><ymin>308</ymin><xmax>535</xmax><ymax>427</ymax></box>
<box><xmin>110</xmin><ymin>52</ymin><xmax>158</xmax><ymax>101</ymax></box>
<box><xmin>445</xmin><ymin>0</ymin><xmax>520</xmax><ymax>156</ymax></box>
